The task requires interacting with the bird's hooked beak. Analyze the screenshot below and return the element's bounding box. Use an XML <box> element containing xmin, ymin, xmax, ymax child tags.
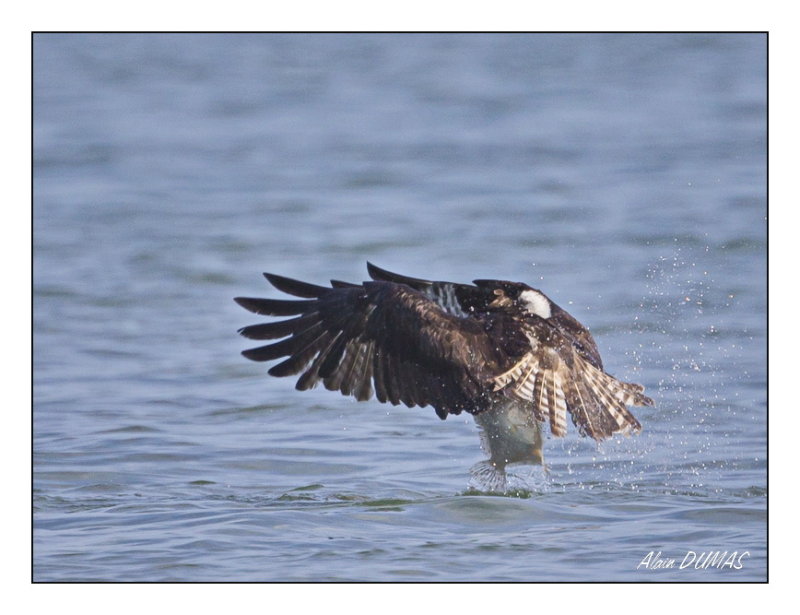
<box><xmin>488</xmin><ymin>288</ymin><xmax>513</xmax><ymax>309</ymax></box>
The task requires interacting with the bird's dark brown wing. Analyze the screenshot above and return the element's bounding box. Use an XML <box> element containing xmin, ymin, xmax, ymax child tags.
<box><xmin>547</xmin><ymin>302</ymin><xmax>604</xmax><ymax>370</ymax></box>
<box><xmin>235</xmin><ymin>273</ymin><xmax>505</xmax><ymax>419</ymax></box>
<box><xmin>366</xmin><ymin>262</ymin><xmax>495</xmax><ymax>316</ymax></box>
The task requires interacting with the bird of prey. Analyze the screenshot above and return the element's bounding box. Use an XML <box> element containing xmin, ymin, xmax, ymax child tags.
<box><xmin>235</xmin><ymin>263</ymin><xmax>653</xmax><ymax>490</ymax></box>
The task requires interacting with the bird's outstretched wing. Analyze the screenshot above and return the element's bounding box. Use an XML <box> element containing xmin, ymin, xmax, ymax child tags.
<box><xmin>492</xmin><ymin>329</ymin><xmax>652</xmax><ymax>440</ymax></box>
<box><xmin>235</xmin><ymin>272</ymin><xmax>504</xmax><ymax>419</ymax></box>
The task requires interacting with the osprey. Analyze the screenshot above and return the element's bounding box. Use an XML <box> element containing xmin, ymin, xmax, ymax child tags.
<box><xmin>235</xmin><ymin>263</ymin><xmax>653</xmax><ymax>490</ymax></box>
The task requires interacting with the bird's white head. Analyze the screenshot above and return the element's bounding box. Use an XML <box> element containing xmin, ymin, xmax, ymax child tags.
<box><xmin>519</xmin><ymin>289</ymin><xmax>552</xmax><ymax>319</ymax></box>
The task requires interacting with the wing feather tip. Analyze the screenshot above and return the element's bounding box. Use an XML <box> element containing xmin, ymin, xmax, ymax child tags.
<box><xmin>241</xmin><ymin>347</ymin><xmax>273</xmax><ymax>362</ymax></box>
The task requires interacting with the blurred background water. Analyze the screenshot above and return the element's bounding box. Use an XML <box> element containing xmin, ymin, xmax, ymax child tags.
<box><xmin>33</xmin><ymin>33</ymin><xmax>766</xmax><ymax>582</ymax></box>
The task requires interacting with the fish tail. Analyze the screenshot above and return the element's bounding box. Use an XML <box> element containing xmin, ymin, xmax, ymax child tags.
<box><xmin>469</xmin><ymin>460</ymin><xmax>509</xmax><ymax>493</ymax></box>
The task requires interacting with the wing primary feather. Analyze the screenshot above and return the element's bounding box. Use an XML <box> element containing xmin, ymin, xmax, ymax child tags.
<box><xmin>575</xmin><ymin>377</ymin><xmax>604</xmax><ymax>440</ymax></box>
<box><xmin>372</xmin><ymin>350</ymin><xmax>388</xmax><ymax>403</ymax></box>
<box><xmin>330</xmin><ymin>279</ymin><xmax>361</xmax><ymax>288</ymax></box>
<box><xmin>573</xmin><ymin>355</ymin><xmax>647</xmax><ymax>436</ymax></box>
<box><xmin>397</xmin><ymin>360</ymin><xmax>418</xmax><ymax>407</ymax></box>
<box><xmin>382</xmin><ymin>353</ymin><xmax>401</xmax><ymax>405</ymax></box>
<box><xmin>545</xmin><ymin>371</ymin><xmax>558</xmax><ymax>432</ymax></box>
<box><xmin>237</xmin><ymin>313</ymin><xmax>319</xmax><ymax>340</ymax></box>
<box><xmin>366</xmin><ymin>262</ymin><xmax>433</xmax><ymax>288</ymax></box>
<box><xmin>550</xmin><ymin>373</ymin><xmax>568</xmax><ymax>437</ymax></box>
<box><xmin>564</xmin><ymin>378</ymin><xmax>589</xmax><ymax>439</ymax></box>
<box><xmin>339</xmin><ymin>342</ymin><xmax>369</xmax><ymax>398</ymax></box>
<box><xmin>588</xmin><ymin>370</ymin><xmax>630</xmax><ymax>432</ymax></box>
<box><xmin>532</xmin><ymin>369</ymin><xmax>546</xmax><ymax>423</ymax></box>
<box><xmin>513</xmin><ymin>359</ymin><xmax>538</xmax><ymax>401</ymax></box>
<box><xmin>325</xmin><ymin>341</ymin><xmax>359</xmax><ymax>393</ymax></box>
<box><xmin>263</xmin><ymin>273</ymin><xmax>329</xmax><ymax>298</ymax></box>
<box><xmin>241</xmin><ymin>322</ymin><xmax>324</xmax><ymax>362</ymax></box>
<box><xmin>354</xmin><ymin>342</ymin><xmax>375</xmax><ymax>401</ymax></box>
<box><xmin>318</xmin><ymin>334</ymin><xmax>349</xmax><ymax>379</ymax></box>
<box><xmin>338</xmin><ymin>344</ymin><xmax>362</xmax><ymax>396</ymax></box>
<box><xmin>266</xmin><ymin>331</ymin><xmax>332</xmax><ymax>377</ymax></box>
<box><xmin>234</xmin><ymin>296</ymin><xmax>316</xmax><ymax>316</ymax></box>
<box><xmin>295</xmin><ymin>332</ymin><xmax>342</xmax><ymax>389</ymax></box>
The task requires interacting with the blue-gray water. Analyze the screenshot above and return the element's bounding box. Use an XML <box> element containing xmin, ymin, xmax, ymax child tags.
<box><xmin>33</xmin><ymin>33</ymin><xmax>766</xmax><ymax>582</ymax></box>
